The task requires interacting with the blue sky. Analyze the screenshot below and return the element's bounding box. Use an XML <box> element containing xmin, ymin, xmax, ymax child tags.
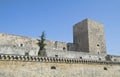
<box><xmin>0</xmin><ymin>0</ymin><xmax>120</xmax><ymax>55</ymax></box>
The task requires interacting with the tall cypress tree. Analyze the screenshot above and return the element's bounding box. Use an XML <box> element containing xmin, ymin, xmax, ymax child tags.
<box><xmin>37</xmin><ymin>31</ymin><xmax>46</xmax><ymax>56</ymax></box>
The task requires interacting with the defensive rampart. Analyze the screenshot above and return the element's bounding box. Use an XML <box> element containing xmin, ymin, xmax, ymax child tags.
<box><xmin>0</xmin><ymin>54</ymin><xmax>120</xmax><ymax>77</ymax></box>
<box><xmin>0</xmin><ymin>19</ymin><xmax>120</xmax><ymax>77</ymax></box>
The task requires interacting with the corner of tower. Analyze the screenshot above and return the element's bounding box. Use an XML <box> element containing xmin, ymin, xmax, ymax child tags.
<box><xmin>73</xmin><ymin>18</ymin><xmax>107</xmax><ymax>55</ymax></box>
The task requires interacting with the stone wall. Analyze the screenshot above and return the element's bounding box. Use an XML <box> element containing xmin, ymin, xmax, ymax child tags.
<box><xmin>0</xmin><ymin>33</ymin><xmax>120</xmax><ymax>61</ymax></box>
<box><xmin>0</xmin><ymin>18</ymin><xmax>120</xmax><ymax>77</ymax></box>
<box><xmin>0</xmin><ymin>60</ymin><xmax>120</xmax><ymax>77</ymax></box>
<box><xmin>46</xmin><ymin>50</ymin><xmax>106</xmax><ymax>60</ymax></box>
<box><xmin>106</xmin><ymin>55</ymin><xmax>120</xmax><ymax>62</ymax></box>
<box><xmin>0</xmin><ymin>45</ymin><xmax>38</xmax><ymax>55</ymax></box>
<box><xmin>87</xmin><ymin>19</ymin><xmax>106</xmax><ymax>54</ymax></box>
<box><xmin>67</xmin><ymin>43</ymin><xmax>77</xmax><ymax>51</ymax></box>
<box><xmin>73</xmin><ymin>19</ymin><xmax>89</xmax><ymax>52</ymax></box>
<box><xmin>0</xmin><ymin>33</ymin><xmax>68</xmax><ymax>55</ymax></box>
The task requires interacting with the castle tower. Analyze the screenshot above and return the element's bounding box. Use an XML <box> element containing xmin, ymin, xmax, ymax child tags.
<box><xmin>73</xmin><ymin>19</ymin><xmax>106</xmax><ymax>54</ymax></box>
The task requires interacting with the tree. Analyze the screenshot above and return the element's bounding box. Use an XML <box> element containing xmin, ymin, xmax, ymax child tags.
<box><xmin>37</xmin><ymin>31</ymin><xmax>47</xmax><ymax>56</ymax></box>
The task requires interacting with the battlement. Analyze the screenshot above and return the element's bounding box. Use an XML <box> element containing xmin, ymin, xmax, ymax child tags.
<box><xmin>0</xmin><ymin>54</ymin><xmax>120</xmax><ymax>65</ymax></box>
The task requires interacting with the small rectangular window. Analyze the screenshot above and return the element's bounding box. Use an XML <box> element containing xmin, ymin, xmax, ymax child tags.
<box><xmin>55</xmin><ymin>55</ymin><xmax>58</xmax><ymax>57</ymax></box>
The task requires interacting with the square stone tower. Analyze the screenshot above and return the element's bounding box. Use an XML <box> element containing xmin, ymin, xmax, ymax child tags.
<box><xmin>73</xmin><ymin>19</ymin><xmax>106</xmax><ymax>54</ymax></box>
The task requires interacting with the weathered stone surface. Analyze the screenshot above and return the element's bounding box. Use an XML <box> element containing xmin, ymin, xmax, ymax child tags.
<box><xmin>0</xmin><ymin>18</ymin><xmax>120</xmax><ymax>77</ymax></box>
<box><xmin>73</xmin><ymin>19</ymin><xmax>106</xmax><ymax>54</ymax></box>
<box><xmin>0</xmin><ymin>33</ymin><xmax>67</xmax><ymax>56</ymax></box>
<box><xmin>0</xmin><ymin>61</ymin><xmax>120</xmax><ymax>77</ymax></box>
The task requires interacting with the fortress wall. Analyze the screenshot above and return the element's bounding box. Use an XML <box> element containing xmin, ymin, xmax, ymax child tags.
<box><xmin>0</xmin><ymin>33</ymin><xmax>38</xmax><ymax>48</ymax></box>
<box><xmin>0</xmin><ymin>45</ymin><xmax>106</xmax><ymax>61</ymax></box>
<box><xmin>113</xmin><ymin>56</ymin><xmax>120</xmax><ymax>62</ymax></box>
<box><xmin>45</xmin><ymin>40</ymin><xmax>67</xmax><ymax>51</ymax></box>
<box><xmin>0</xmin><ymin>30</ymin><xmax>65</xmax><ymax>53</ymax></box>
<box><xmin>0</xmin><ymin>45</ymin><xmax>119</xmax><ymax>62</ymax></box>
<box><xmin>46</xmin><ymin>50</ymin><xmax>106</xmax><ymax>61</ymax></box>
<box><xmin>0</xmin><ymin>33</ymin><xmax>120</xmax><ymax>61</ymax></box>
<box><xmin>0</xmin><ymin>45</ymin><xmax>38</xmax><ymax>56</ymax></box>
<box><xmin>108</xmin><ymin>55</ymin><xmax>120</xmax><ymax>62</ymax></box>
<box><xmin>0</xmin><ymin>61</ymin><xmax>120</xmax><ymax>77</ymax></box>
<box><xmin>67</xmin><ymin>43</ymin><xmax>77</xmax><ymax>51</ymax></box>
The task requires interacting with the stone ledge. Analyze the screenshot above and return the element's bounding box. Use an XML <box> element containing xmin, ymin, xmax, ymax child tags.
<box><xmin>0</xmin><ymin>54</ymin><xmax>120</xmax><ymax>65</ymax></box>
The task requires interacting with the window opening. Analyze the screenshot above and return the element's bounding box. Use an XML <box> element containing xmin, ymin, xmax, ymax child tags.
<box><xmin>97</xmin><ymin>44</ymin><xmax>100</xmax><ymax>46</ymax></box>
<box><xmin>51</xmin><ymin>66</ymin><xmax>56</xmax><ymax>69</ymax></box>
<box><xmin>55</xmin><ymin>55</ymin><xmax>58</xmax><ymax>57</ymax></box>
<box><xmin>99</xmin><ymin>58</ymin><xmax>101</xmax><ymax>60</ymax></box>
<box><xmin>98</xmin><ymin>52</ymin><xmax>100</xmax><ymax>54</ymax></box>
<box><xmin>104</xmin><ymin>67</ymin><xmax>107</xmax><ymax>70</ymax></box>
<box><xmin>20</xmin><ymin>44</ymin><xmax>24</xmax><ymax>47</ymax></box>
<box><xmin>63</xmin><ymin>47</ymin><xmax>66</xmax><ymax>50</ymax></box>
<box><xmin>80</xmin><ymin>57</ymin><xmax>82</xmax><ymax>59</ymax></box>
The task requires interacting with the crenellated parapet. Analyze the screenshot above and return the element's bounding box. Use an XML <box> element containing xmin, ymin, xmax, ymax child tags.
<box><xmin>0</xmin><ymin>54</ymin><xmax>120</xmax><ymax>65</ymax></box>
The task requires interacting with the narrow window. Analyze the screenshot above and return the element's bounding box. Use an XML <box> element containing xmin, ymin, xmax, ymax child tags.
<box><xmin>55</xmin><ymin>55</ymin><xmax>58</xmax><ymax>57</ymax></box>
<box><xmin>99</xmin><ymin>58</ymin><xmax>101</xmax><ymax>60</ymax></box>
<box><xmin>51</xmin><ymin>66</ymin><xmax>56</xmax><ymax>69</ymax></box>
<box><xmin>97</xmin><ymin>44</ymin><xmax>100</xmax><ymax>46</ymax></box>
<box><xmin>63</xmin><ymin>47</ymin><xmax>66</xmax><ymax>50</ymax></box>
<box><xmin>98</xmin><ymin>52</ymin><xmax>100</xmax><ymax>54</ymax></box>
<box><xmin>20</xmin><ymin>44</ymin><xmax>24</xmax><ymax>47</ymax></box>
<box><xmin>104</xmin><ymin>67</ymin><xmax>107</xmax><ymax>70</ymax></box>
<box><xmin>80</xmin><ymin>57</ymin><xmax>82</xmax><ymax>59</ymax></box>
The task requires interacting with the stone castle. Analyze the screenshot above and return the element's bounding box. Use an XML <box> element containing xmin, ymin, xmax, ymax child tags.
<box><xmin>0</xmin><ymin>19</ymin><xmax>120</xmax><ymax>77</ymax></box>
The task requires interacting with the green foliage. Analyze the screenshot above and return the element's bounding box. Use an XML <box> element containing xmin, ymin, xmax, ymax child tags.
<box><xmin>37</xmin><ymin>31</ymin><xmax>46</xmax><ymax>50</ymax></box>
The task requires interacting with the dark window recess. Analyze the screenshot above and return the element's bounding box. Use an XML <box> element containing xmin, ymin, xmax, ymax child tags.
<box><xmin>104</xmin><ymin>67</ymin><xmax>107</xmax><ymax>70</ymax></box>
<box><xmin>97</xmin><ymin>44</ymin><xmax>100</xmax><ymax>46</ymax></box>
<box><xmin>20</xmin><ymin>44</ymin><xmax>24</xmax><ymax>47</ymax></box>
<box><xmin>99</xmin><ymin>58</ymin><xmax>101</xmax><ymax>60</ymax></box>
<box><xmin>55</xmin><ymin>55</ymin><xmax>58</xmax><ymax>57</ymax></box>
<box><xmin>98</xmin><ymin>52</ymin><xmax>100</xmax><ymax>54</ymax></box>
<box><xmin>51</xmin><ymin>66</ymin><xmax>56</xmax><ymax>69</ymax></box>
<box><xmin>80</xmin><ymin>57</ymin><xmax>82</xmax><ymax>59</ymax></box>
<box><xmin>63</xmin><ymin>47</ymin><xmax>66</xmax><ymax>50</ymax></box>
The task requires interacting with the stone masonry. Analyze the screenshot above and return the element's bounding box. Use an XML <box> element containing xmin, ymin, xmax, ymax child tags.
<box><xmin>0</xmin><ymin>18</ymin><xmax>120</xmax><ymax>77</ymax></box>
<box><xmin>73</xmin><ymin>19</ymin><xmax>106</xmax><ymax>54</ymax></box>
